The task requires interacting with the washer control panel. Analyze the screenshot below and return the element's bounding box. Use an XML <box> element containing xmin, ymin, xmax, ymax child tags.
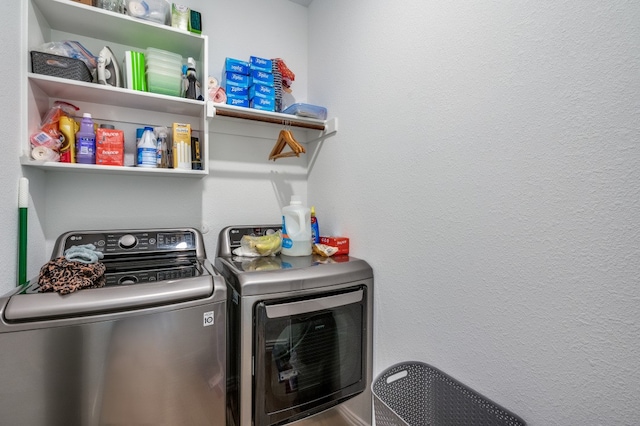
<box><xmin>227</xmin><ymin>226</ymin><xmax>281</xmax><ymax>249</ymax></box>
<box><xmin>216</xmin><ymin>224</ymin><xmax>282</xmax><ymax>257</ymax></box>
<box><xmin>54</xmin><ymin>229</ymin><xmax>197</xmax><ymax>257</ymax></box>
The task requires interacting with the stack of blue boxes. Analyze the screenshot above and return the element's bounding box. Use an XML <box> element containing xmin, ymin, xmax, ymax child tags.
<box><xmin>248</xmin><ymin>56</ymin><xmax>276</xmax><ymax>112</ymax></box>
<box><xmin>223</xmin><ymin>58</ymin><xmax>251</xmax><ymax>108</ymax></box>
<box><xmin>223</xmin><ymin>56</ymin><xmax>276</xmax><ymax>112</ymax></box>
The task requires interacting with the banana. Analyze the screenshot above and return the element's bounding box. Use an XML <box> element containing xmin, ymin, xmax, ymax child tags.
<box><xmin>243</xmin><ymin>232</ymin><xmax>282</xmax><ymax>255</ymax></box>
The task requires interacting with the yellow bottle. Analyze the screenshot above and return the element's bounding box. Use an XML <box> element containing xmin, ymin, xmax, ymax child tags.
<box><xmin>59</xmin><ymin>116</ymin><xmax>79</xmax><ymax>163</ymax></box>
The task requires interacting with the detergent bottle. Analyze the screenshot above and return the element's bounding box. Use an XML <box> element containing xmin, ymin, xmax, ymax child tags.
<box><xmin>75</xmin><ymin>113</ymin><xmax>96</xmax><ymax>164</ymax></box>
<box><xmin>59</xmin><ymin>116</ymin><xmax>79</xmax><ymax>163</ymax></box>
<box><xmin>281</xmin><ymin>196</ymin><xmax>312</xmax><ymax>256</ymax></box>
<box><xmin>310</xmin><ymin>206</ymin><xmax>320</xmax><ymax>244</ymax></box>
<box><xmin>137</xmin><ymin>127</ymin><xmax>157</xmax><ymax>168</ymax></box>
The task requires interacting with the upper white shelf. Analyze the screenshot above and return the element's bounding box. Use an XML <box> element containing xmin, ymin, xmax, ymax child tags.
<box><xmin>29</xmin><ymin>73</ymin><xmax>205</xmax><ymax>116</ymax></box>
<box><xmin>32</xmin><ymin>0</ymin><xmax>205</xmax><ymax>59</ymax></box>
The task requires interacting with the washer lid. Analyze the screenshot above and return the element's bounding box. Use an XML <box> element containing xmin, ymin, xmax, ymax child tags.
<box><xmin>3</xmin><ymin>275</ymin><xmax>220</xmax><ymax>322</ymax></box>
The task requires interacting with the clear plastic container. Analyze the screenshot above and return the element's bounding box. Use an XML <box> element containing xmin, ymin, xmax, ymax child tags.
<box><xmin>126</xmin><ymin>0</ymin><xmax>170</xmax><ymax>24</ymax></box>
<box><xmin>282</xmin><ymin>103</ymin><xmax>327</xmax><ymax>120</ymax></box>
<box><xmin>146</xmin><ymin>67</ymin><xmax>182</xmax><ymax>96</ymax></box>
<box><xmin>145</xmin><ymin>48</ymin><xmax>183</xmax><ymax>97</ymax></box>
<box><xmin>146</xmin><ymin>47</ymin><xmax>183</xmax><ymax>64</ymax></box>
<box><xmin>145</xmin><ymin>59</ymin><xmax>181</xmax><ymax>75</ymax></box>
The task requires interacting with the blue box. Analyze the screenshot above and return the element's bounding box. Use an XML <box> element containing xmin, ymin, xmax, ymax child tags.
<box><xmin>227</xmin><ymin>93</ymin><xmax>249</xmax><ymax>101</ymax></box>
<box><xmin>250</xmin><ymin>96</ymin><xmax>276</xmax><ymax>112</ymax></box>
<box><xmin>226</xmin><ymin>85</ymin><xmax>249</xmax><ymax>98</ymax></box>
<box><xmin>250</xmin><ymin>56</ymin><xmax>272</xmax><ymax>72</ymax></box>
<box><xmin>249</xmin><ymin>83</ymin><xmax>275</xmax><ymax>99</ymax></box>
<box><xmin>227</xmin><ymin>97</ymin><xmax>249</xmax><ymax>108</ymax></box>
<box><xmin>225</xmin><ymin>57</ymin><xmax>249</xmax><ymax>75</ymax></box>
<box><xmin>250</xmin><ymin>69</ymin><xmax>274</xmax><ymax>87</ymax></box>
<box><xmin>224</xmin><ymin>71</ymin><xmax>250</xmax><ymax>88</ymax></box>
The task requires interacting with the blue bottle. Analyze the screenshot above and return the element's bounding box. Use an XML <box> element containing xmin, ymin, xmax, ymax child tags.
<box><xmin>311</xmin><ymin>206</ymin><xmax>320</xmax><ymax>244</ymax></box>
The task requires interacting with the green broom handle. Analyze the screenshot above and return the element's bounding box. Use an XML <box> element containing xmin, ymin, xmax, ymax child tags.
<box><xmin>18</xmin><ymin>177</ymin><xmax>28</xmax><ymax>286</ymax></box>
<box><xmin>19</xmin><ymin>207</ymin><xmax>27</xmax><ymax>286</ymax></box>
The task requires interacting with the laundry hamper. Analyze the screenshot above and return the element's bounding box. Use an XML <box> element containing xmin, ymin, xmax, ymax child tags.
<box><xmin>372</xmin><ymin>362</ymin><xmax>526</xmax><ymax>426</ymax></box>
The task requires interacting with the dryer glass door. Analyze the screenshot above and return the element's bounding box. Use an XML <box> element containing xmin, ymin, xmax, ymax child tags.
<box><xmin>253</xmin><ymin>286</ymin><xmax>367</xmax><ymax>426</ymax></box>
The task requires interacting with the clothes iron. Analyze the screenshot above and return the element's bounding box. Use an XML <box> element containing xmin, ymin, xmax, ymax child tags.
<box><xmin>97</xmin><ymin>46</ymin><xmax>122</xmax><ymax>87</ymax></box>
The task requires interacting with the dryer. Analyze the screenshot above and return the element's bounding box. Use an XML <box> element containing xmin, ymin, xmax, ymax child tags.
<box><xmin>215</xmin><ymin>225</ymin><xmax>374</xmax><ymax>426</ymax></box>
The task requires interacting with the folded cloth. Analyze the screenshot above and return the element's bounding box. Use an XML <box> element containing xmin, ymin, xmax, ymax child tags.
<box><xmin>38</xmin><ymin>257</ymin><xmax>106</xmax><ymax>294</ymax></box>
<box><xmin>64</xmin><ymin>244</ymin><xmax>104</xmax><ymax>264</ymax></box>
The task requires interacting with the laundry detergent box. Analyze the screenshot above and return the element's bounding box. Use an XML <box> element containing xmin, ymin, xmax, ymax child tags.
<box><xmin>95</xmin><ymin>128</ymin><xmax>124</xmax><ymax>166</ymax></box>
<box><xmin>224</xmin><ymin>57</ymin><xmax>250</xmax><ymax>75</ymax></box>
<box><xmin>227</xmin><ymin>97</ymin><xmax>249</xmax><ymax>108</ymax></box>
<box><xmin>226</xmin><ymin>85</ymin><xmax>249</xmax><ymax>99</ymax></box>
<box><xmin>319</xmin><ymin>236</ymin><xmax>350</xmax><ymax>255</ymax></box>
<box><xmin>224</xmin><ymin>71</ymin><xmax>251</xmax><ymax>88</ymax></box>
<box><xmin>249</xmin><ymin>83</ymin><xmax>275</xmax><ymax>99</ymax></box>
<box><xmin>250</xmin><ymin>69</ymin><xmax>274</xmax><ymax>87</ymax></box>
<box><xmin>250</xmin><ymin>96</ymin><xmax>276</xmax><ymax>112</ymax></box>
<box><xmin>249</xmin><ymin>56</ymin><xmax>272</xmax><ymax>72</ymax></box>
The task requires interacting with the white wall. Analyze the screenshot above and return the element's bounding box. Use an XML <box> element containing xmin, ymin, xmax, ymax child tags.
<box><xmin>307</xmin><ymin>1</ymin><xmax>640</xmax><ymax>424</ymax></box>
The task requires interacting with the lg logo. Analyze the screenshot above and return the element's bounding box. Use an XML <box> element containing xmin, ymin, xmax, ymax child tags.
<box><xmin>203</xmin><ymin>311</ymin><xmax>214</xmax><ymax>327</ymax></box>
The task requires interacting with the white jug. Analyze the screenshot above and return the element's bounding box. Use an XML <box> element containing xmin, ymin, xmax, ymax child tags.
<box><xmin>281</xmin><ymin>196</ymin><xmax>312</xmax><ymax>256</ymax></box>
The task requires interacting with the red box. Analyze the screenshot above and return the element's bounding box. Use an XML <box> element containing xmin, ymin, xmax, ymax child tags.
<box><xmin>95</xmin><ymin>128</ymin><xmax>125</xmax><ymax>166</ymax></box>
<box><xmin>319</xmin><ymin>236</ymin><xmax>349</xmax><ymax>255</ymax></box>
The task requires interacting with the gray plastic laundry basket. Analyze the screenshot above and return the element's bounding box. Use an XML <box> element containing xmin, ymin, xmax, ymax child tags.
<box><xmin>372</xmin><ymin>362</ymin><xmax>526</xmax><ymax>426</ymax></box>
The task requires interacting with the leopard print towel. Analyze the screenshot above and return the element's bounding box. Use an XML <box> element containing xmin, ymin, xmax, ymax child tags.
<box><xmin>38</xmin><ymin>257</ymin><xmax>106</xmax><ymax>295</ymax></box>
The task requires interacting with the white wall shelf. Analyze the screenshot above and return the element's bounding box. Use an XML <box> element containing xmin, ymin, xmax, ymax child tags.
<box><xmin>29</xmin><ymin>73</ymin><xmax>205</xmax><ymax>117</ymax></box>
<box><xmin>20</xmin><ymin>155</ymin><xmax>207</xmax><ymax>177</ymax></box>
<box><xmin>210</xmin><ymin>103</ymin><xmax>329</xmax><ymax>131</ymax></box>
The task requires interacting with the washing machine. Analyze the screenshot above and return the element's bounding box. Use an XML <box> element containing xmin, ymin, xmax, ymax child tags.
<box><xmin>215</xmin><ymin>225</ymin><xmax>374</xmax><ymax>426</ymax></box>
<box><xmin>0</xmin><ymin>227</ymin><xmax>226</xmax><ymax>426</ymax></box>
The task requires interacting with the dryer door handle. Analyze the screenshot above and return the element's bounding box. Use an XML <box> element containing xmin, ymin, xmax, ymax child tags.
<box><xmin>265</xmin><ymin>288</ymin><xmax>363</xmax><ymax>318</ymax></box>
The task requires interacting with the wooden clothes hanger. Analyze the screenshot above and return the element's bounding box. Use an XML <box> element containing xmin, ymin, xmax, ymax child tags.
<box><xmin>269</xmin><ymin>128</ymin><xmax>306</xmax><ymax>161</ymax></box>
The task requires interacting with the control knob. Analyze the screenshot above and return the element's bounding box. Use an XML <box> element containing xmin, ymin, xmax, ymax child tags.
<box><xmin>118</xmin><ymin>234</ymin><xmax>137</xmax><ymax>249</ymax></box>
